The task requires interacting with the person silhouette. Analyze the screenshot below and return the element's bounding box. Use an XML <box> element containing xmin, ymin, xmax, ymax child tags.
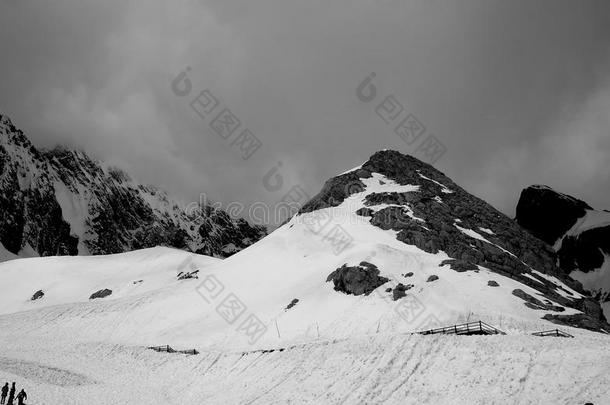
<box><xmin>5</xmin><ymin>383</ymin><xmax>14</xmax><ymax>405</ymax></box>
<box><xmin>15</xmin><ymin>389</ymin><xmax>26</xmax><ymax>405</ymax></box>
<box><xmin>0</xmin><ymin>383</ymin><xmax>8</xmax><ymax>404</ymax></box>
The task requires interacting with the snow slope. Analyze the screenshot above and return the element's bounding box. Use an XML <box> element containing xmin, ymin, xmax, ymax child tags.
<box><xmin>1</xmin><ymin>156</ymin><xmax>609</xmax><ymax>403</ymax></box>
<box><xmin>1</xmin><ymin>331</ymin><xmax>609</xmax><ymax>405</ymax></box>
<box><xmin>1</xmin><ymin>194</ymin><xmax>607</xmax><ymax>403</ymax></box>
<box><xmin>0</xmin><ymin>247</ymin><xmax>219</xmax><ymax>316</ymax></box>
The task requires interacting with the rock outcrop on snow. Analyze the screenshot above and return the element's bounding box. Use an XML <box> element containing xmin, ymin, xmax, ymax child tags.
<box><xmin>31</xmin><ymin>290</ymin><xmax>44</xmax><ymax>300</ymax></box>
<box><xmin>89</xmin><ymin>289</ymin><xmax>112</xmax><ymax>299</ymax></box>
<box><xmin>0</xmin><ymin>114</ymin><xmax>266</xmax><ymax>259</ymax></box>
<box><xmin>326</xmin><ymin>262</ymin><xmax>389</xmax><ymax>296</ymax></box>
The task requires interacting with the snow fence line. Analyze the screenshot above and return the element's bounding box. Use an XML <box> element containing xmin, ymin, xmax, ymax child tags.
<box><xmin>147</xmin><ymin>345</ymin><xmax>199</xmax><ymax>355</ymax></box>
<box><xmin>145</xmin><ymin>323</ymin><xmax>578</xmax><ymax>360</ymax></box>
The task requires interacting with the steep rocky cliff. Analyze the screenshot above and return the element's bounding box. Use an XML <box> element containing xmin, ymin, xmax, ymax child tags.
<box><xmin>516</xmin><ymin>185</ymin><xmax>610</xmax><ymax>317</ymax></box>
<box><xmin>0</xmin><ymin>114</ymin><xmax>265</xmax><ymax>259</ymax></box>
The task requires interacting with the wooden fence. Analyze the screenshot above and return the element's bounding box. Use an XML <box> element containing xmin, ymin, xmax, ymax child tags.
<box><xmin>416</xmin><ymin>320</ymin><xmax>506</xmax><ymax>336</ymax></box>
<box><xmin>148</xmin><ymin>345</ymin><xmax>199</xmax><ymax>355</ymax></box>
<box><xmin>531</xmin><ymin>329</ymin><xmax>574</xmax><ymax>338</ymax></box>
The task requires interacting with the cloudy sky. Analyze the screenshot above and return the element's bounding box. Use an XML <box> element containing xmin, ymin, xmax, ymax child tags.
<box><xmin>1</xmin><ymin>0</ymin><xmax>609</xmax><ymax>224</ymax></box>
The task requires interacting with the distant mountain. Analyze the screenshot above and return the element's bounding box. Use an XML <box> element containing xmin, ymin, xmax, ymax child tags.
<box><xmin>517</xmin><ymin>185</ymin><xmax>610</xmax><ymax>316</ymax></box>
<box><xmin>0</xmin><ymin>113</ymin><xmax>266</xmax><ymax>260</ymax></box>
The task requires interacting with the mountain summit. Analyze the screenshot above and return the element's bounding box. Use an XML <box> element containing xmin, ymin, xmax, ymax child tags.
<box><xmin>296</xmin><ymin>150</ymin><xmax>607</xmax><ymax>330</ymax></box>
<box><xmin>0</xmin><ymin>114</ymin><xmax>265</xmax><ymax>260</ymax></box>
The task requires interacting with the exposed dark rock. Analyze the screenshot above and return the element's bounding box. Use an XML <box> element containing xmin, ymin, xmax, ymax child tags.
<box><xmin>574</xmin><ymin>298</ymin><xmax>607</xmax><ymax>322</ymax></box>
<box><xmin>516</xmin><ymin>185</ymin><xmax>590</xmax><ymax>245</ymax></box>
<box><xmin>404</xmin><ymin>272</ymin><xmax>414</xmax><ymax>277</ymax></box>
<box><xmin>326</xmin><ymin>262</ymin><xmax>389</xmax><ymax>296</ymax></box>
<box><xmin>426</xmin><ymin>275</ymin><xmax>439</xmax><ymax>282</ymax></box>
<box><xmin>487</xmin><ymin>280</ymin><xmax>499</xmax><ymax>287</ymax></box>
<box><xmin>557</xmin><ymin>226</ymin><xmax>610</xmax><ymax>273</ymax></box>
<box><xmin>285</xmin><ymin>298</ymin><xmax>299</xmax><ymax>310</ymax></box>
<box><xmin>392</xmin><ymin>283</ymin><xmax>413</xmax><ymax>301</ymax></box>
<box><xmin>89</xmin><ymin>289</ymin><xmax>112</xmax><ymax>300</ymax></box>
<box><xmin>385</xmin><ymin>287</ymin><xmax>392</xmax><ymax>292</ymax></box>
<box><xmin>177</xmin><ymin>270</ymin><xmax>199</xmax><ymax>280</ymax></box>
<box><xmin>512</xmin><ymin>289</ymin><xmax>564</xmax><ymax>312</ymax></box>
<box><xmin>516</xmin><ymin>186</ymin><xmax>610</xmax><ymax>273</ymax></box>
<box><xmin>542</xmin><ymin>313</ymin><xmax>610</xmax><ymax>334</ymax></box>
<box><xmin>31</xmin><ymin>290</ymin><xmax>44</xmax><ymax>300</ymax></box>
<box><xmin>300</xmin><ymin>170</ymin><xmax>371</xmax><ymax>213</ymax></box>
<box><xmin>515</xmin><ymin>185</ymin><xmax>610</xmax><ymax>319</ymax></box>
<box><xmin>440</xmin><ymin>259</ymin><xmax>478</xmax><ymax>272</ymax></box>
<box><xmin>355</xmin><ymin>207</ymin><xmax>374</xmax><ymax>217</ymax></box>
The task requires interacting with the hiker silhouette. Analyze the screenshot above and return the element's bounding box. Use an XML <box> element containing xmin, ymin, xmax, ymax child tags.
<box><xmin>15</xmin><ymin>389</ymin><xmax>26</xmax><ymax>405</ymax></box>
<box><xmin>0</xmin><ymin>383</ymin><xmax>7</xmax><ymax>404</ymax></box>
<box><xmin>5</xmin><ymin>383</ymin><xmax>14</xmax><ymax>405</ymax></box>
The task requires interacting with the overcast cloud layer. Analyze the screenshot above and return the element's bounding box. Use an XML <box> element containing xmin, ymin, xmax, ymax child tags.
<box><xmin>1</xmin><ymin>0</ymin><xmax>609</xmax><ymax>225</ymax></box>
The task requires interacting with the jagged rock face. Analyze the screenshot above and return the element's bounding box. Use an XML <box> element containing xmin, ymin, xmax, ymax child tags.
<box><xmin>516</xmin><ymin>185</ymin><xmax>591</xmax><ymax>245</ymax></box>
<box><xmin>515</xmin><ymin>185</ymin><xmax>610</xmax><ymax>313</ymax></box>
<box><xmin>558</xmin><ymin>226</ymin><xmax>610</xmax><ymax>273</ymax></box>
<box><xmin>0</xmin><ymin>114</ymin><xmax>266</xmax><ymax>259</ymax></box>
<box><xmin>301</xmin><ymin>150</ymin><xmax>608</xmax><ymax>329</ymax></box>
<box><xmin>303</xmin><ymin>151</ymin><xmax>571</xmax><ymax>287</ymax></box>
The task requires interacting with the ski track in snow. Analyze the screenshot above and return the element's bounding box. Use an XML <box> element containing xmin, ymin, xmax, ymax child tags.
<box><xmin>0</xmin><ymin>357</ymin><xmax>93</xmax><ymax>387</ymax></box>
<box><xmin>1</xmin><ymin>328</ymin><xmax>609</xmax><ymax>405</ymax></box>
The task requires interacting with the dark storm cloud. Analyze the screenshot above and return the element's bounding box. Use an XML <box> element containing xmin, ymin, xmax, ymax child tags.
<box><xmin>1</xmin><ymin>0</ymin><xmax>609</xmax><ymax>224</ymax></box>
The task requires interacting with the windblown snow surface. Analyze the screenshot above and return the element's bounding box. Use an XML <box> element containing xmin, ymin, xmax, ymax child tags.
<box><xmin>1</xmin><ymin>174</ymin><xmax>609</xmax><ymax>404</ymax></box>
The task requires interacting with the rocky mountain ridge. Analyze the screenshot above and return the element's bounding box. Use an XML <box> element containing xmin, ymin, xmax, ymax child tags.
<box><xmin>0</xmin><ymin>113</ymin><xmax>266</xmax><ymax>259</ymax></box>
<box><xmin>299</xmin><ymin>150</ymin><xmax>608</xmax><ymax>330</ymax></box>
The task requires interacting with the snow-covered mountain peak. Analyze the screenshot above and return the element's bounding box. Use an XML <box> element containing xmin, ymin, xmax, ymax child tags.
<box><xmin>0</xmin><ymin>113</ymin><xmax>266</xmax><ymax>260</ymax></box>
<box><xmin>285</xmin><ymin>150</ymin><xmax>609</xmax><ymax>331</ymax></box>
